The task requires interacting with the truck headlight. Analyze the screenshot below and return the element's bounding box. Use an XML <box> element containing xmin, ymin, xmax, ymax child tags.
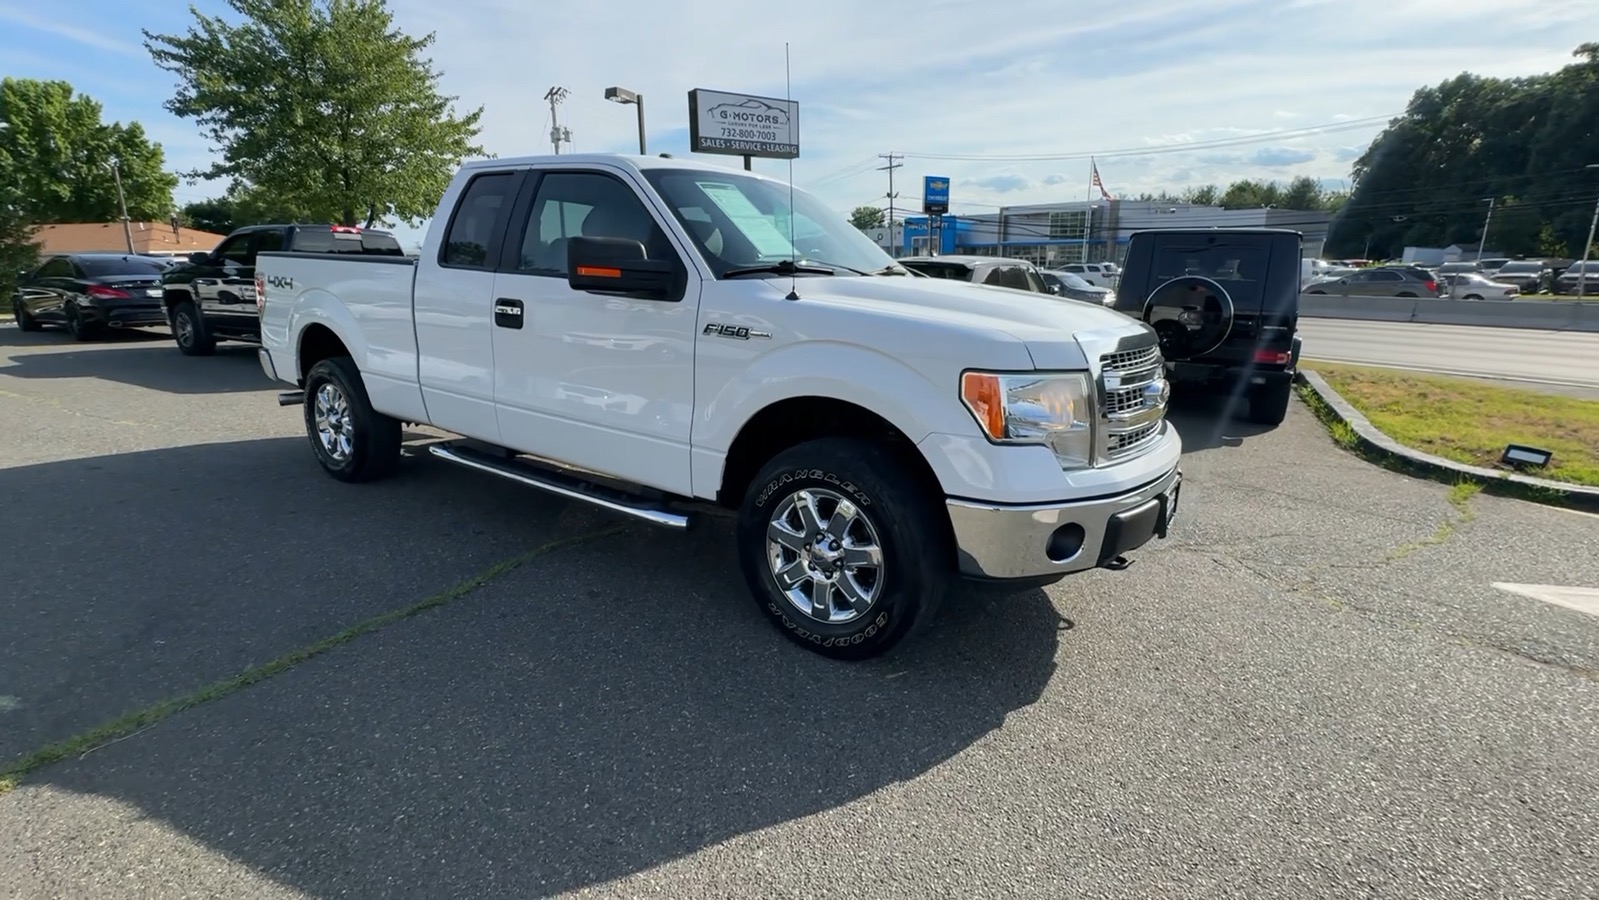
<box><xmin>960</xmin><ymin>371</ymin><xmax>1095</xmax><ymax>469</ymax></box>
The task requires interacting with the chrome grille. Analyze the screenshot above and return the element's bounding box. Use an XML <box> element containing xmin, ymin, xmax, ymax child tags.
<box><xmin>1098</xmin><ymin>341</ymin><xmax>1167</xmax><ymax>462</ymax></box>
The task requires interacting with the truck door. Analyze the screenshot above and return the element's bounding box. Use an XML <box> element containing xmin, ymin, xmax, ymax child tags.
<box><xmin>489</xmin><ymin>167</ymin><xmax>700</xmax><ymax>496</ymax></box>
<box><xmin>195</xmin><ymin>231</ymin><xmax>256</xmax><ymax>326</ymax></box>
<box><xmin>412</xmin><ymin>169</ymin><xmax>526</xmax><ymax>443</ymax></box>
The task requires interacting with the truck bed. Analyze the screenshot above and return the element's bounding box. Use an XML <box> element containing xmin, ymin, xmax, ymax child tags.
<box><xmin>256</xmin><ymin>251</ymin><xmax>426</xmax><ymax>423</ymax></box>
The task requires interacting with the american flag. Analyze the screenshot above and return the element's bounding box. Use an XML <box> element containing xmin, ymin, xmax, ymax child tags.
<box><xmin>1090</xmin><ymin>158</ymin><xmax>1115</xmax><ymax>201</ymax></box>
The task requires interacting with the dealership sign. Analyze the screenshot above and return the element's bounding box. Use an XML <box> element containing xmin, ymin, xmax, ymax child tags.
<box><xmin>923</xmin><ymin>176</ymin><xmax>950</xmax><ymax>215</ymax></box>
<box><xmin>687</xmin><ymin>88</ymin><xmax>800</xmax><ymax>160</ymax></box>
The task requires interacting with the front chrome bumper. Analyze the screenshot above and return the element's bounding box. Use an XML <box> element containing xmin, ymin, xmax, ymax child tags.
<box><xmin>946</xmin><ymin>464</ymin><xmax>1181</xmax><ymax>581</ymax></box>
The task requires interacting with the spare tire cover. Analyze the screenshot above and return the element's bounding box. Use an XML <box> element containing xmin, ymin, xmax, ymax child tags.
<box><xmin>1141</xmin><ymin>275</ymin><xmax>1236</xmax><ymax>360</ymax></box>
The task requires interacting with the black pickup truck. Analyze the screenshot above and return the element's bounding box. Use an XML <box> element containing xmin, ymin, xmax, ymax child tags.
<box><xmin>159</xmin><ymin>223</ymin><xmax>405</xmax><ymax>355</ymax></box>
<box><xmin>1109</xmin><ymin>227</ymin><xmax>1304</xmax><ymax>426</ymax></box>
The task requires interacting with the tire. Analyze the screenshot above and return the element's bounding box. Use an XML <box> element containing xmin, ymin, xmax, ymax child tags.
<box><xmin>302</xmin><ymin>356</ymin><xmax>402</xmax><ymax>483</ymax></box>
<box><xmin>171</xmin><ymin>300</ymin><xmax>215</xmax><ymax>356</ymax></box>
<box><xmin>735</xmin><ymin>437</ymin><xmax>951</xmax><ymax>660</ymax></box>
<box><xmin>1246</xmin><ymin>379</ymin><xmax>1293</xmax><ymax>427</ymax></box>
<box><xmin>1464</xmin><ymin>294</ymin><xmax>1484</xmax><ymax>301</ymax></box>
<box><xmin>65</xmin><ymin>303</ymin><xmax>100</xmax><ymax>342</ymax></box>
<box><xmin>12</xmin><ymin>299</ymin><xmax>42</xmax><ymax>332</ymax></box>
<box><xmin>1307</xmin><ymin>289</ymin><xmax>1326</xmax><ymax>295</ymax></box>
<box><xmin>1396</xmin><ymin>292</ymin><xmax>1417</xmax><ymax>298</ymax></box>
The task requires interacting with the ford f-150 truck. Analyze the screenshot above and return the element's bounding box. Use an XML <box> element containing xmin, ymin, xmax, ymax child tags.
<box><xmin>255</xmin><ymin>154</ymin><xmax>1183</xmax><ymax>659</ymax></box>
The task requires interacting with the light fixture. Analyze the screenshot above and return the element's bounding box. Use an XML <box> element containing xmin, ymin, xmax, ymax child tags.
<box><xmin>1500</xmin><ymin>444</ymin><xmax>1553</xmax><ymax>468</ymax></box>
<box><xmin>604</xmin><ymin>86</ymin><xmax>646</xmax><ymax>155</ymax></box>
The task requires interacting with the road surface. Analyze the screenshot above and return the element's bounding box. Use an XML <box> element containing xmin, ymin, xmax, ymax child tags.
<box><xmin>4</xmin><ymin>324</ymin><xmax>1599</xmax><ymax>898</ymax></box>
<box><xmin>1298</xmin><ymin>318</ymin><xmax>1599</xmax><ymax>392</ymax></box>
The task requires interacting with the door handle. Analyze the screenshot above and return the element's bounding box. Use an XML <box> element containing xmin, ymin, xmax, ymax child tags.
<box><xmin>493</xmin><ymin>297</ymin><xmax>525</xmax><ymax>329</ymax></box>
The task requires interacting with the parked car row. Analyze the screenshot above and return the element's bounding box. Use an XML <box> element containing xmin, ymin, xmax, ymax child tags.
<box><xmin>10</xmin><ymin>224</ymin><xmax>406</xmax><ymax>351</ymax></box>
<box><xmin>893</xmin><ymin>255</ymin><xmax>1115</xmax><ymax>306</ymax></box>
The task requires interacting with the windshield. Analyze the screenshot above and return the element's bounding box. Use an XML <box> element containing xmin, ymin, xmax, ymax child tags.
<box><xmin>641</xmin><ymin>168</ymin><xmax>896</xmax><ymax>278</ymax></box>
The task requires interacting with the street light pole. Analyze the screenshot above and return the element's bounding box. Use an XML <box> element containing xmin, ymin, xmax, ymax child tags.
<box><xmin>109</xmin><ymin>160</ymin><xmax>134</xmax><ymax>254</ymax></box>
<box><xmin>1578</xmin><ymin>165</ymin><xmax>1599</xmax><ymax>302</ymax></box>
<box><xmin>604</xmin><ymin>86</ymin><xmax>646</xmax><ymax>155</ymax></box>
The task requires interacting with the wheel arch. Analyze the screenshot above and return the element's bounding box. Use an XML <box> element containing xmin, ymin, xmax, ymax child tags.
<box><xmin>716</xmin><ymin>396</ymin><xmax>947</xmax><ymax>521</ymax></box>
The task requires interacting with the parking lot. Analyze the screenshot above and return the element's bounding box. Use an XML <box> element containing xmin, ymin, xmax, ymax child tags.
<box><xmin>3</xmin><ymin>324</ymin><xmax>1598</xmax><ymax>899</ymax></box>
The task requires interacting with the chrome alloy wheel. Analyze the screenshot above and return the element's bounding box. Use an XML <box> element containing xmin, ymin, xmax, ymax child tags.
<box><xmin>765</xmin><ymin>487</ymin><xmax>885</xmax><ymax>624</ymax></box>
<box><xmin>174</xmin><ymin>310</ymin><xmax>195</xmax><ymax>346</ymax></box>
<box><xmin>312</xmin><ymin>382</ymin><xmax>355</xmax><ymax>463</ymax></box>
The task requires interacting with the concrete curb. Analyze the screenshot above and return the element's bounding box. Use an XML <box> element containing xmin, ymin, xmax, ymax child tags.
<box><xmin>1295</xmin><ymin>369</ymin><xmax>1599</xmax><ymax>514</ymax></box>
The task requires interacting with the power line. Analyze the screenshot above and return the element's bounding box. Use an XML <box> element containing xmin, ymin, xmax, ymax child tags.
<box><xmin>544</xmin><ymin>86</ymin><xmax>571</xmax><ymax>155</ymax></box>
<box><xmin>899</xmin><ymin>115</ymin><xmax>1399</xmax><ymax>162</ymax></box>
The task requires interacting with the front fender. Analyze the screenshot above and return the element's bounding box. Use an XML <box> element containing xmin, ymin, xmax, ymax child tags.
<box><xmin>689</xmin><ymin>340</ymin><xmax>984</xmax><ymax>499</ymax></box>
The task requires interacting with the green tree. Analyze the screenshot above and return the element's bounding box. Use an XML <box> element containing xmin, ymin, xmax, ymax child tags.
<box><xmin>1328</xmin><ymin>44</ymin><xmax>1599</xmax><ymax>258</ymax></box>
<box><xmin>849</xmin><ymin>205</ymin><xmax>885</xmax><ymax>230</ymax></box>
<box><xmin>1536</xmin><ymin>223</ymin><xmax>1569</xmax><ymax>258</ymax></box>
<box><xmin>144</xmin><ymin>0</ymin><xmax>485</xmax><ymax>228</ymax></box>
<box><xmin>1181</xmin><ymin>184</ymin><xmax>1221</xmax><ymax>206</ymax></box>
<box><xmin>180</xmin><ymin>181</ymin><xmax>318</xmax><ymax>234</ymax></box>
<box><xmin>0</xmin><ymin>78</ymin><xmax>178</xmax><ymax>223</ymax></box>
<box><xmin>1</xmin><ymin>202</ymin><xmax>42</xmax><ymax>304</ymax></box>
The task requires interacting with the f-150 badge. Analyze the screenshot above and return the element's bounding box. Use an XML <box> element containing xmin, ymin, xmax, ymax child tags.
<box><xmin>703</xmin><ymin>322</ymin><xmax>772</xmax><ymax>340</ymax></box>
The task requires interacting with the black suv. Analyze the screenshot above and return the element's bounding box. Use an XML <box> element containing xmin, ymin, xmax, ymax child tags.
<box><xmin>159</xmin><ymin>223</ymin><xmax>404</xmax><ymax>355</ymax></box>
<box><xmin>1109</xmin><ymin>228</ymin><xmax>1303</xmax><ymax>427</ymax></box>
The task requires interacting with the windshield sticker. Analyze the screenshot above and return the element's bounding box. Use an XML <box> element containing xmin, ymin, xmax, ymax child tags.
<box><xmin>696</xmin><ymin>182</ymin><xmax>798</xmax><ymax>258</ymax></box>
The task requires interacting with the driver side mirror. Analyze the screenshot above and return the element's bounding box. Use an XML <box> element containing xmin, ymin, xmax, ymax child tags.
<box><xmin>188</xmin><ymin>251</ymin><xmax>211</xmax><ymax>265</ymax></box>
<box><xmin>566</xmin><ymin>236</ymin><xmax>678</xmax><ymax>301</ymax></box>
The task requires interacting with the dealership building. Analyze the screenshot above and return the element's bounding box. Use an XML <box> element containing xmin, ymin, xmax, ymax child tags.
<box><xmin>868</xmin><ymin>199</ymin><xmax>1331</xmax><ymax>267</ymax></box>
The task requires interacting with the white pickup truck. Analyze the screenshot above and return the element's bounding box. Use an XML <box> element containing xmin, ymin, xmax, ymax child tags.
<box><xmin>255</xmin><ymin>153</ymin><xmax>1183</xmax><ymax>659</ymax></box>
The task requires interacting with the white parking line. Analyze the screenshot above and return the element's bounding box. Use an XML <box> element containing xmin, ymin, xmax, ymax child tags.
<box><xmin>1492</xmin><ymin>583</ymin><xmax>1599</xmax><ymax>619</ymax></box>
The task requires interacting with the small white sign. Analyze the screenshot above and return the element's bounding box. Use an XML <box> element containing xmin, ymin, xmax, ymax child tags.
<box><xmin>688</xmin><ymin>88</ymin><xmax>799</xmax><ymax>160</ymax></box>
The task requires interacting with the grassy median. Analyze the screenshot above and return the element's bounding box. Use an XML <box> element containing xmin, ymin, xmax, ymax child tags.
<box><xmin>1303</xmin><ymin>362</ymin><xmax>1599</xmax><ymax>488</ymax></box>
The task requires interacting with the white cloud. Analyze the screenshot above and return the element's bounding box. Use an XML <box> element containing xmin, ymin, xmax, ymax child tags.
<box><xmin>0</xmin><ymin>6</ymin><xmax>142</xmax><ymax>56</ymax></box>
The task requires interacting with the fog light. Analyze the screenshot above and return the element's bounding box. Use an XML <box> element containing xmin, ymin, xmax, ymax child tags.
<box><xmin>1046</xmin><ymin>523</ymin><xmax>1086</xmax><ymax>562</ymax></box>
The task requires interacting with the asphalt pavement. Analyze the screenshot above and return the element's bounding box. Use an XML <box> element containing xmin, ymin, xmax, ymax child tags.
<box><xmin>1298</xmin><ymin>318</ymin><xmax>1599</xmax><ymax>394</ymax></box>
<box><xmin>3</xmin><ymin>323</ymin><xmax>1598</xmax><ymax>899</ymax></box>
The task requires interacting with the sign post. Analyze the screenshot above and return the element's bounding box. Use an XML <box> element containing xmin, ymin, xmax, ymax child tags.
<box><xmin>923</xmin><ymin>176</ymin><xmax>949</xmax><ymax>256</ymax></box>
<box><xmin>687</xmin><ymin>88</ymin><xmax>800</xmax><ymax>165</ymax></box>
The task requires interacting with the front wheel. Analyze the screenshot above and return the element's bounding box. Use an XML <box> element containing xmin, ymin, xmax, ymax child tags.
<box><xmin>12</xmin><ymin>299</ymin><xmax>42</xmax><ymax>332</ymax></box>
<box><xmin>172</xmin><ymin>300</ymin><xmax>216</xmax><ymax>356</ymax></box>
<box><xmin>735</xmin><ymin>437</ymin><xmax>952</xmax><ymax>660</ymax></box>
<box><xmin>302</xmin><ymin>356</ymin><xmax>402</xmax><ymax>483</ymax></box>
<box><xmin>1464</xmin><ymin>294</ymin><xmax>1484</xmax><ymax>301</ymax></box>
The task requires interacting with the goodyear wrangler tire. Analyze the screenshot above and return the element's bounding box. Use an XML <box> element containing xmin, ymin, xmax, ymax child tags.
<box><xmin>736</xmin><ymin>437</ymin><xmax>951</xmax><ymax>660</ymax></box>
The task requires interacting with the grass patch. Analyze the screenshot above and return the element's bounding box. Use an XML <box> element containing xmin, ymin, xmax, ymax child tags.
<box><xmin>1304</xmin><ymin>362</ymin><xmax>1599</xmax><ymax>488</ymax></box>
<box><xmin>0</xmin><ymin>523</ymin><xmax>629</xmax><ymax>795</ymax></box>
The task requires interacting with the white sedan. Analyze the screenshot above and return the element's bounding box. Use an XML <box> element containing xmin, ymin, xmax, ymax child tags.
<box><xmin>1442</xmin><ymin>272</ymin><xmax>1520</xmax><ymax>301</ymax></box>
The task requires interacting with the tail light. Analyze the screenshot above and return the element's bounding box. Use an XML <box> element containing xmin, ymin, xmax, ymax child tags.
<box><xmin>255</xmin><ymin>273</ymin><xmax>266</xmax><ymax>315</ymax></box>
<box><xmin>1254</xmin><ymin>348</ymin><xmax>1292</xmax><ymax>366</ymax></box>
<box><xmin>86</xmin><ymin>285</ymin><xmax>131</xmax><ymax>299</ymax></box>
<box><xmin>1424</xmin><ymin>280</ymin><xmax>1438</xmax><ymax>292</ymax></box>
<box><xmin>330</xmin><ymin>225</ymin><xmax>361</xmax><ymax>233</ymax></box>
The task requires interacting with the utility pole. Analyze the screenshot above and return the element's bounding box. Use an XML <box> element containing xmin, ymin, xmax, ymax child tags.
<box><xmin>1475</xmin><ymin>197</ymin><xmax>1494</xmax><ymax>264</ymax></box>
<box><xmin>544</xmin><ymin>86</ymin><xmax>571</xmax><ymax>154</ymax></box>
<box><xmin>1579</xmin><ymin>164</ymin><xmax>1599</xmax><ymax>302</ymax></box>
<box><xmin>878</xmin><ymin>152</ymin><xmax>902</xmax><ymax>257</ymax></box>
<box><xmin>110</xmin><ymin>160</ymin><xmax>134</xmax><ymax>254</ymax></box>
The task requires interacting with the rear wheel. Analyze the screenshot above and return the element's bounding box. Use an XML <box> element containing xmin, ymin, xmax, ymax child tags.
<box><xmin>1246</xmin><ymin>379</ymin><xmax>1293</xmax><ymax>427</ymax></box>
<box><xmin>302</xmin><ymin>356</ymin><xmax>402</xmax><ymax>483</ymax></box>
<box><xmin>65</xmin><ymin>303</ymin><xmax>100</xmax><ymax>342</ymax></box>
<box><xmin>1464</xmin><ymin>293</ymin><xmax>1484</xmax><ymax>301</ymax></box>
<box><xmin>736</xmin><ymin>437</ymin><xmax>951</xmax><ymax>660</ymax></box>
<box><xmin>172</xmin><ymin>300</ymin><xmax>215</xmax><ymax>356</ymax></box>
<box><xmin>1396</xmin><ymin>292</ymin><xmax>1417</xmax><ymax>298</ymax></box>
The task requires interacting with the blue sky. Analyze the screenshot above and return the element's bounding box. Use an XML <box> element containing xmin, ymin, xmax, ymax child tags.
<box><xmin>2</xmin><ymin>0</ymin><xmax>1593</xmax><ymax>249</ymax></box>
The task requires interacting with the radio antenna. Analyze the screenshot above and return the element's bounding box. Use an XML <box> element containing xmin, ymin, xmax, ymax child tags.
<box><xmin>783</xmin><ymin>41</ymin><xmax>800</xmax><ymax>301</ymax></box>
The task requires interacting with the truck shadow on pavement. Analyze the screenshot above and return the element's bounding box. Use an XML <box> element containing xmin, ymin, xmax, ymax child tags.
<box><xmin>0</xmin><ymin>326</ymin><xmax>270</xmax><ymax>394</ymax></box>
<box><xmin>1164</xmin><ymin>387</ymin><xmax>1278</xmax><ymax>452</ymax></box>
<box><xmin>6</xmin><ymin>438</ymin><xmax>1061</xmax><ymax>898</ymax></box>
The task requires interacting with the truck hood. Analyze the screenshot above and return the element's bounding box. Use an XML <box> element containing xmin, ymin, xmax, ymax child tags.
<box><xmin>781</xmin><ymin>274</ymin><xmax>1155</xmax><ymax>369</ymax></box>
